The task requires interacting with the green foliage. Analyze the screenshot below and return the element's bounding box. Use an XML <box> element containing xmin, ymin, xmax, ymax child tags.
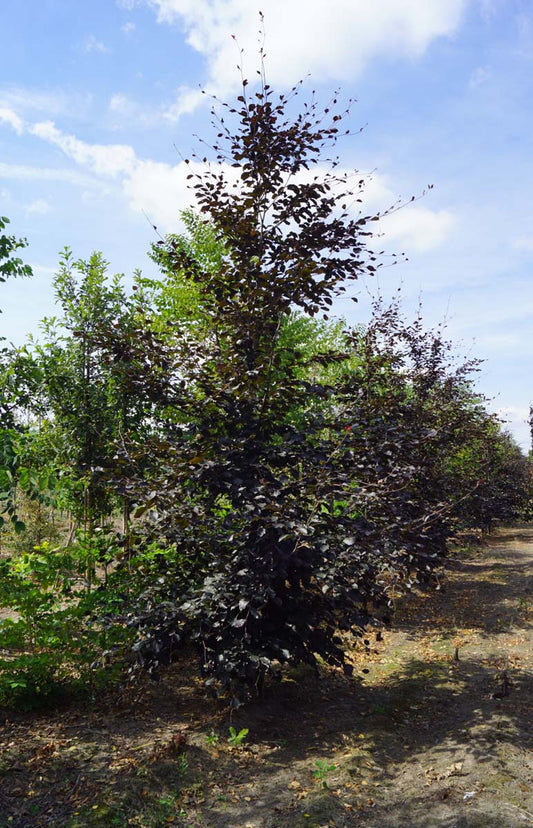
<box><xmin>0</xmin><ymin>428</ymin><xmax>56</xmax><ymax>532</ymax></box>
<box><xmin>313</xmin><ymin>759</ymin><xmax>336</xmax><ymax>787</ymax></box>
<box><xmin>34</xmin><ymin>249</ymin><xmax>151</xmax><ymax>528</ymax></box>
<box><xmin>0</xmin><ymin>344</ymin><xmax>45</xmax><ymax>427</ymax></box>
<box><xmin>0</xmin><ymin>216</ymin><xmax>33</xmax><ymax>286</ymax></box>
<box><xmin>2</xmin><ymin>494</ymin><xmax>60</xmax><ymax>555</ymax></box>
<box><xmin>0</xmin><ymin>538</ymin><xmax>132</xmax><ymax>709</ymax></box>
<box><xmin>447</xmin><ymin>425</ymin><xmax>531</xmax><ymax>530</ymax></box>
<box><xmin>228</xmin><ymin>726</ymin><xmax>249</xmax><ymax>746</ymax></box>
<box><xmin>0</xmin><ymin>218</ymin><xmax>42</xmax><ymax>531</ymax></box>
<box><xmin>145</xmin><ymin>207</ymin><xmax>228</xmax><ymax>335</ymax></box>
<box><xmin>206</xmin><ymin>729</ymin><xmax>220</xmax><ymax>746</ymax></box>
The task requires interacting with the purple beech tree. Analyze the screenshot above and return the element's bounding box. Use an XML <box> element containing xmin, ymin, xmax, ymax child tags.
<box><xmin>96</xmin><ymin>71</ymin><xmax>530</xmax><ymax>701</ymax></box>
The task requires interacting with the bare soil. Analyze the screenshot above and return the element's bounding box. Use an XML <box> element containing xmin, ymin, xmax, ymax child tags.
<box><xmin>2</xmin><ymin>526</ymin><xmax>533</xmax><ymax>827</ymax></box>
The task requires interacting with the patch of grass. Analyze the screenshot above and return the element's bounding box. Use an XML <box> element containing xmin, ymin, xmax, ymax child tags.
<box><xmin>66</xmin><ymin>803</ymin><xmax>129</xmax><ymax>827</ymax></box>
<box><xmin>65</xmin><ymin>784</ymin><xmax>193</xmax><ymax>828</ymax></box>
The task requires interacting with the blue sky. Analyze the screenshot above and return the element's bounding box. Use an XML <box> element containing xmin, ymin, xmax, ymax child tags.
<box><xmin>0</xmin><ymin>0</ymin><xmax>531</xmax><ymax>449</ymax></box>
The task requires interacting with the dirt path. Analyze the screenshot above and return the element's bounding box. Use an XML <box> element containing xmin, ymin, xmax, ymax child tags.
<box><xmin>196</xmin><ymin>526</ymin><xmax>533</xmax><ymax>828</ymax></box>
<box><xmin>2</xmin><ymin>527</ymin><xmax>533</xmax><ymax>827</ymax></box>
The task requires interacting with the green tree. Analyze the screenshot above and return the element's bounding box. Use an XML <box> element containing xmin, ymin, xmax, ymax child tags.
<box><xmin>0</xmin><ymin>216</ymin><xmax>34</xmax><ymax>430</ymax></box>
<box><xmin>448</xmin><ymin>422</ymin><xmax>531</xmax><ymax>531</ymax></box>
<box><xmin>35</xmin><ymin>249</ymin><xmax>149</xmax><ymax>533</ymax></box>
<box><xmin>144</xmin><ymin>207</ymin><xmax>228</xmax><ymax>337</ymax></box>
<box><xmin>0</xmin><ymin>216</ymin><xmax>33</xmax><ymax>287</ymax></box>
<box><xmin>0</xmin><ymin>217</ymin><xmax>36</xmax><ymax>531</ymax></box>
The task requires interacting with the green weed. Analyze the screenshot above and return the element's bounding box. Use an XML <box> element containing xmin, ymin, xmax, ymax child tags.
<box><xmin>206</xmin><ymin>729</ymin><xmax>220</xmax><ymax>746</ymax></box>
<box><xmin>228</xmin><ymin>726</ymin><xmax>249</xmax><ymax>746</ymax></box>
<box><xmin>313</xmin><ymin>759</ymin><xmax>336</xmax><ymax>788</ymax></box>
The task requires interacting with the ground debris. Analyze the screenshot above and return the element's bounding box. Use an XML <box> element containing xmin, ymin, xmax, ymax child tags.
<box><xmin>2</xmin><ymin>528</ymin><xmax>533</xmax><ymax>826</ymax></box>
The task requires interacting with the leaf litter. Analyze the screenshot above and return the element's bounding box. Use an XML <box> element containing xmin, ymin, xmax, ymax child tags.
<box><xmin>2</xmin><ymin>527</ymin><xmax>533</xmax><ymax>826</ymax></box>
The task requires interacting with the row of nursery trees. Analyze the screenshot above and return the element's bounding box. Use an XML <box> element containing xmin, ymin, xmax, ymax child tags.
<box><xmin>0</xmin><ymin>74</ymin><xmax>531</xmax><ymax>707</ymax></box>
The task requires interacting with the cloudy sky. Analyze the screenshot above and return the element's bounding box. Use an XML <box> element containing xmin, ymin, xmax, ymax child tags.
<box><xmin>0</xmin><ymin>0</ymin><xmax>532</xmax><ymax>448</ymax></box>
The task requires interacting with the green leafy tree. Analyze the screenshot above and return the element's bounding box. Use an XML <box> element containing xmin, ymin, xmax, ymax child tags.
<box><xmin>35</xmin><ymin>250</ymin><xmax>149</xmax><ymax>533</ymax></box>
<box><xmin>448</xmin><ymin>423</ymin><xmax>531</xmax><ymax>531</ymax></box>
<box><xmin>0</xmin><ymin>216</ymin><xmax>33</xmax><ymax>287</ymax></box>
<box><xmin>144</xmin><ymin>207</ymin><xmax>229</xmax><ymax>337</ymax></box>
<box><xmin>0</xmin><ymin>217</ymin><xmax>36</xmax><ymax>531</ymax></box>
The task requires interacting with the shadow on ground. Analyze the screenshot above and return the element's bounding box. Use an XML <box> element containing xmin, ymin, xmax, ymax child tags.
<box><xmin>4</xmin><ymin>651</ymin><xmax>533</xmax><ymax>827</ymax></box>
<box><xmin>3</xmin><ymin>527</ymin><xmax>533</xmax><ymax>827</ymax></box>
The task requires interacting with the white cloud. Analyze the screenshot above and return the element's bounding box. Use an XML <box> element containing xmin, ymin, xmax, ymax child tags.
<box><xmin>0</xmin><ymin>86</ymin><xmax>93</xmax><ymax>120</ymax></box>
<box><xmin>0</xmin><ymin>161</ymin><xmax>104</xmax><ymax>189</ymax></box>
<box><xmin>145</xmin><ymin>0</ymin><xmax>468</xmax><ymax>117</ymax></box>
<box><xmin>31</xmin><ymin>264</ymin><xmax>57</xmax><ymax>277</ymax></box>
<box><xmin>124</xmin><ymin>157</ymin><xmax>454</xmax><ymax>247</ymax></box>
<box><xmin>163</xmin><ymin>86</ymin><xmax>204</xmax><ymax>120</ymax></box>
<box><xmin>496</xmin><ymin>405</ymin><xmax>530</xmax><ymax>423</ymax></box>
<box><xmin>7</xmin><ymin>109</ymin><xmax>454</xmax><ymax>247</ymax></box>
<box><xmin>84</xmin><ymin>35</ymin><xmax>110</xmax><ymax>54</ymax></box>
<box><xmin>123</xmin><ymin>158</ymin><xmax>193</xmax><ymax>228</ymax></box>
<box><xmin>108</xmin><ymin>87</ymin><xmax>205</xmax><ymax>127</ymax></box>
<box><xmin>379</xmin><ymin>205</ymin><xmax>455</xmax><ymax>252</ymax></box>
<box><xmin>108</xmin><ymin>93</ymin><xmax>161</xmax><ymax>128</ymax></box>
<box><xmin>516</xmin><ymin>12</ymin><xmax>532</xmax><ymax>40</ymax></box>
<box><xmin>122</xmin><ymin>21</ymin><xmax>136</xmax><ymax>33</ymax></box>
<box><xmin>0</xmin><ymin>107</ymin><xmax>25</xmax><ymax>134</ymax></box>
<box><xmin>6</xmin><ymin>113</ymin><xmax>189</xmax><ymax>227</ymax></box>
<box><xmin>109</xmin><ymin>93</ymin><xmax>137</xmax><ymax>116</ymax></box>
<box><xmin>355</xmin><ymin>174</ymin><xmax>455</xmax><ymax>253</ymax></box>
<box><xmin>25</xmin><ymin>198</ymin><xmax>52</xmax><ymax>215</ymax></box>
<box><xmin>29</xmin><ymin>121</ymin><xmax>136</xmax><ymax>177</ymax></box>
